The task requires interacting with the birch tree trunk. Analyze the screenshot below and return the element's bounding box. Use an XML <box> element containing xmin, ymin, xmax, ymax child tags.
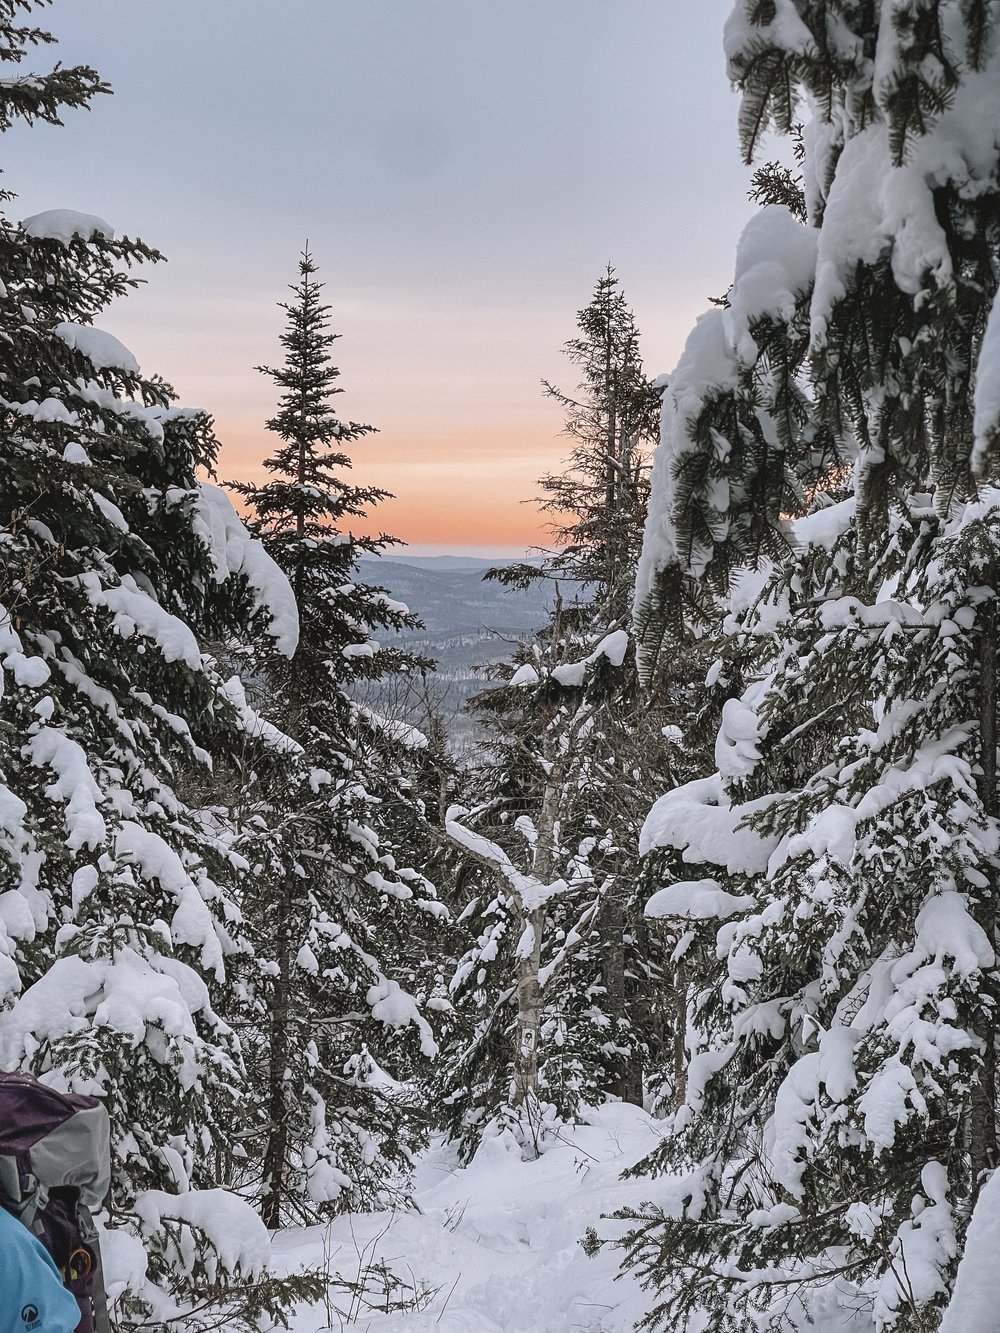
<box><xmin>512</xmin><ymin>907</ymin><xmax>545</xmax><ymax>1106</ymax></box>
<box><xmin>510</xmin><ymin>764</ymin><xmax>563</xmax><ymax>1105</ymax></box>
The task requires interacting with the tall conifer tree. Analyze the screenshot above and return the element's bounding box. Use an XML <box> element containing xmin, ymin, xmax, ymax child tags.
<box><xmin>0</xmin><ymin>3</ymin><xmax>308</xmax><ymax>1324</ymax></box>
<box><xmin>441</xmin><ymin>271</ymin><xmax>669</xmax><ymax>1148</ymax></box>
<box><xmin>625</xmin><ymin>5</ymin><xmax>1000</xmax><ymax>1329</ymax></box>
<box><xmin>233</xmin><ymin>252</ymin><xmax>442</xmax><ymax>1226</ymax></box>
<box><xmin>535</xmin><ymin>264</ymin><xmax>660</xmax><ymax>623</ymax></box>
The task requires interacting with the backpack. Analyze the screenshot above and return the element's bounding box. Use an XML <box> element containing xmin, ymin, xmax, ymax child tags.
<box><xmin>0</xmin><ymin>1072</ymin><xmax>113</xmax><ymax>1333</ymax></box>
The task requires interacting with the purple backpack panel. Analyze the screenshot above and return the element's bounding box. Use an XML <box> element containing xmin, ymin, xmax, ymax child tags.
<box><xmin>0</xmin><ymin>1072</ymin><xmax>112</xmax><ymax>1333</ymax></box>
<box><xmin>0</xmin><ymin>1072</ymin><xmax>110</xmax><ymax>1209</ymax></box>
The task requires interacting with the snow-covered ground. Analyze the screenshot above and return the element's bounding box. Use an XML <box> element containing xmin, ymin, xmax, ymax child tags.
<box><xmin>269</xmin><ymin>1102</ymin><xmax>668</xmax><ymax>1333</ymax></box>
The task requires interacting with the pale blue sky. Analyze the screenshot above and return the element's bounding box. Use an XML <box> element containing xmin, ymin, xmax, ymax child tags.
<box><xmin>6</xmin><ymin>1</ymin><xmax>766</xmax><ymax>552</ymax></box>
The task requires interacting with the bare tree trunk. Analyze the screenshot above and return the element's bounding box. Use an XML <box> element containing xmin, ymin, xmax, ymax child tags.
<box><xmin>972</xmin><ymin>589</ymin><xmax>999</xmax><ymax>1199</ymax></box>
<box><xmin>261</xmin><ymin>898</ymin><xmax>291</xmax><ymax>1229</ymax></box>
<box><xmin>672</xmin><ymin>957</ymin><xmax>688</xmax><ymax>1112</ymax></box>
<box><xmin>602</xmin><ymin>875</ymin><xmax>643</xmax><ymax>1105</ymax></box>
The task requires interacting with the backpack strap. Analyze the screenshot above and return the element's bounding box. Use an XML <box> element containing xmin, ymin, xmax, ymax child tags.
<box><xmin>0</xmin><ymin>1154</ymin><xmax>38</xmax><ymax>1226</ymax></box>
<box><xmin>78</xmin><ymin>1202</ymin><xmax>114</xmax><ymax>1333</ymax></box>
<box><xmin>89</xmin><ymin>1238</ymin><xmax>113</xmax><ymax>1333</ymax></box>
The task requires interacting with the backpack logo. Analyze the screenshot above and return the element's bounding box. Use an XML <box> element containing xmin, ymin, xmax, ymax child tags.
<box><xmin>21</xmin><ymin>1307</ymin><xmax>40</xmax><ymax>1330</ymax></box>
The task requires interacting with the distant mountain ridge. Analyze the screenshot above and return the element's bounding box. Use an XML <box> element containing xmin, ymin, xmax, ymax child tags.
<box><xmin>357</xmin><ymin>557</ymin><xmax>552</xmax><ymax>636</ymax></box>
<box><xmin>354</xmin><ymin>556</ymin><xmax>554</xmax><ymax>751</ymax></box>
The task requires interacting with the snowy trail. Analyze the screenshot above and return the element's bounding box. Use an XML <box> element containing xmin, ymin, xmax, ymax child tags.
<box><xmin>270</xmin><ymin>1103</ymin><xmax>668</xmax><ymax>1332</ymax></box>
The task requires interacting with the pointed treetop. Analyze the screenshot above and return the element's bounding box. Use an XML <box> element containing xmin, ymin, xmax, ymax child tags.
<box><xmin>237</xmin><ymin>249</ymin><xmax>386</xmax><ymax>542</ymax></box>
<box><xmin>0</xmin><ymin>1</ymin><xmax>110</xmax><ymax>132</ymax></box>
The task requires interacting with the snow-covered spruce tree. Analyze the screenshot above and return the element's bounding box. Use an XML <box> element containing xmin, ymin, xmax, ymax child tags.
<box><xmin>0</xmin><ymin>5</ymin><xmax>316</xmax><ymax>1325</ymax></box>
<box><xmin>442</xmin><ymin>621</ymin><xmax>669</xmax><ymax>1156</ymax></box>
<box><xmin>231</xmin><ymin>251</ymin><xmax>443</xmax><ymax>1227</ymax></box>
<box><xmin>526</xmin><ymin>270</ymin><xmax>680</xmax><ymax>1081</ymax></box>
<box><xmin>622</xmin><ymin>4</ymin><xmax>1000</xmax><ymax>1330</ymax></box>
<box><xmin>441</xmin><ymin>278</ymin><xmax>671</xmax><ymax>1149</ymax></box>
<box><xmin>509</xmin><ymin>264</ymin><xmax>661</xmax><ymax>624</ymax></box>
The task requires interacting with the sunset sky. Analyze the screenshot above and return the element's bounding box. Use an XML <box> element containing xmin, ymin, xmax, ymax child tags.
<box><xmin>7</xmin><ymin>1</ymin><xmax>765</xmax><ymax>555</ymax></box>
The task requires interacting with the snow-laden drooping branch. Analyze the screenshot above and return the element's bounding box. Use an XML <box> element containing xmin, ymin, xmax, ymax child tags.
<box><xmin>445</xmin><ymin>806</ymin><xmax>570</xmax><ymax>913</ymax></box>
<box><xmin>193</xmin><ymin>483</ymin><xmax>300</xmax><ymax>657</ymax></box>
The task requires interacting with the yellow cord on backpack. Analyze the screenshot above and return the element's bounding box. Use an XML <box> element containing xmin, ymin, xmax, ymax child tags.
<box><xmin>64</xmin><ymin>1245</ymin><xmax>94</xmax><ymax>1282</ymax></box>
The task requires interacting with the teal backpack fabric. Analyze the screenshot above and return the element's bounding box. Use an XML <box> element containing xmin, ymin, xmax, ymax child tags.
<box><xmin>0</xmin><ymin>1207</ymin><xmax>81</xmax><ymax>1333</ymax></box>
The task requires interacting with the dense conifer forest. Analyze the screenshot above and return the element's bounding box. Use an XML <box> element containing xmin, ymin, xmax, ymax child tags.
<box><xmin>3</xmin><ymin>3</ymin><xmax>1000</xmax><ymax>1330</ymax></box>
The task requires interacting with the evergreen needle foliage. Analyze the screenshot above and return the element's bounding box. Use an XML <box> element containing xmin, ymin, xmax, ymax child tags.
<box><xmin>441</xmin><ymin>270</ymin><xmax>672</xmax><ymax>1152</ymax></box>
<box><xmin>626</xmin><ymin>5</ymin><xmax>1000</xmax><ymax>1329</ymax></box>
<box><xmin>231</xmin><ymin>251</ymin><xmax>445</xmax><ymax>1227</ymax></box>
<box><xmin>0</xmin><ymin>4</ymin><xmax>315</xmax><ymax>1324</ymax></box>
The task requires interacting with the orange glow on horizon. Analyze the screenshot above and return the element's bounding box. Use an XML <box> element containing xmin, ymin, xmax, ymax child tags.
<box><xmin>216</xmin><ymin>421</ymin><xmax>571</xmax><ymax>550</ymax></box>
